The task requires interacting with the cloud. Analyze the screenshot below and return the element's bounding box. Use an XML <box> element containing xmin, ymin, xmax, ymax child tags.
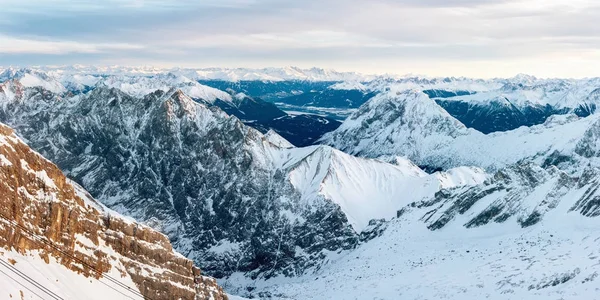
<box><xmin>1</xmin><ymin>0</ymin><xmax>600</xmax><ymax>77</ymax></box>
<box><xmin>0</xmin><ymin>35</ymin><xmax>143</xmax><ymax>54</ymax></box>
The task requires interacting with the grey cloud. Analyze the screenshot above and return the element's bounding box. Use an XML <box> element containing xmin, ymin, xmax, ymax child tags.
<box><xmin>1</xmin><ymin>0</ymin><xmax>600</xmax><ymax>77</ymax></box>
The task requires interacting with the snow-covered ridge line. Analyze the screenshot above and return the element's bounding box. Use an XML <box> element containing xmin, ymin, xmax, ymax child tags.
<box><xmin>1</xmin><ymin>66</ymin><xmax>378</xmax><ymax>82</ymax></box>
<box><xmin>279</xmin><ymin>145</ymin><xmax>487</xmax><ymax>232</ymax></box>
<box><xmin>5</xmin><ymin>65</ymin><xmax>599</xmax><ymax>84</ymax></box>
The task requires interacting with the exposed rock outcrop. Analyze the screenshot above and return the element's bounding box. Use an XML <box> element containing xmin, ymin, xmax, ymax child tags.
<box><xmin>0</xmin><ymin>123</ymin><xmax>226</xmax><ymax>300</ymax></box>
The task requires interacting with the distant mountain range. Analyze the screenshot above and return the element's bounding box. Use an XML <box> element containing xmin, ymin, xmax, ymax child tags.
<box><xmin>0</xmin><ymin>66</ymin><xmax>378</xmax><ymax>82</ymax></box>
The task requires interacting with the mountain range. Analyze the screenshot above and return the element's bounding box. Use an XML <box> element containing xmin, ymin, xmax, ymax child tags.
<box><xmin>2</xmin><ymin>66</ymin><xmax>600</xmax><ymax>299</ymax></box>
<box><xmin>0</xmin><ymin>69</ymin><xmax>484</xmax><ymax>282</ymax></box>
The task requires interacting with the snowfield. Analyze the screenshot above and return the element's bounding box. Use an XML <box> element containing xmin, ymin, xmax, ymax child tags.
<box><xmin>224</xmin><ymin>192</ymin><xmax>600</xmax><ymax>300</ymax></box>
<box><xmin>0</xmin><ymin>250</ymin><xmax>141</xmax><ymax>300</ymax></box>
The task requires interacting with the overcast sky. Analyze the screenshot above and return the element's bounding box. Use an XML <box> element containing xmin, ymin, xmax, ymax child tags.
<box><xmin>1</xmin><ymin>0</ymin><xmax>599</xmax><ymax>78</ymax></box>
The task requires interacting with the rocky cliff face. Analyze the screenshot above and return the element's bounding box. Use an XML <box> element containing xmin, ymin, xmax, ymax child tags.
<box><xmin>0</xmin><ymin>122</ymin><xmax>227</xmax><ymax>300</ymax></box>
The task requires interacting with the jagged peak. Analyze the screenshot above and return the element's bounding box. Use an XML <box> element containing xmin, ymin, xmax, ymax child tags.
<box><xmin>88</xmin><ymin>83</ymin><xmax>130</xmax><ymax>99</ymax></box>
<box><xmin>264</xmin><ymin>129</ymin><xmax>294</xmax><ymax>149</ymax></box>
<box><xmin>510</xmin><ymin>73</ymin><xmax>538</xmax><ymax>83</ymax></box>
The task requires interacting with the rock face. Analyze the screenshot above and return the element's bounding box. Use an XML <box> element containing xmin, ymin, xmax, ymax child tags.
<box><xmin>416</xmin><ymin>163</ymin><xmax>575</xmax><ymax>231</ymax></box>
<box><xmin>0</xmin><ymin>122</ymin><xmax>227</xmax><ymax>300</ymax></box>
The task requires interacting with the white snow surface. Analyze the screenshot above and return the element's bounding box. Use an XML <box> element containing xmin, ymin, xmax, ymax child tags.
<box><xmin>278</xmin><ymin>146</ymin><xmax>486</xmax><ymax>232</ymax></box>
<box><xmin>235</xmin><ymin>218</ymin><xmax>600</xmax><ymax>300</ymax></box>
<box><xmin>0</xmin><ymin>250</ymin><xmax>141</xmax><ymax>300</ymax></box>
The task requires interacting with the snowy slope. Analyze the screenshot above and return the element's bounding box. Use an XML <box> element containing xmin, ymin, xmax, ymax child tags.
<box><xmin>0</xmin><ymin>251</ymin><xmax>140</xmax><ymax>300</ymax></box>
<box><xmin>245</xmin><ymin>211</ymin><xmax>600</xmax><ymax>299</ymax></box>
<box><xmin>264</xmin><ymin>129</ymin><xmax>295</xmax><ymax>149</ymax></box>
<box><xmin>279</xmin><ymin>146</ymin><xmax>487</xmax><ymax>232</ymax></box>
<box><xmin>229</xmin><ymin>160</ymin><xmax>600</xmax><ymax>299</ymax></box>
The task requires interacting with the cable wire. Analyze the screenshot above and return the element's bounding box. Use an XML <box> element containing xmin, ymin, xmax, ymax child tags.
<box><xmin>0</xmin><ymin>263</ymin><xmax>48</xmax><ymax>300</ymax></box>
<box><xmin>0</xmin><ymin>259</ymin><xmax>63</xmax><ymax>300</ymax></box>
<box><xmin>0</xmin><ymin>214</ymin><xmax>151</xmax><ymax>300</ymax></box>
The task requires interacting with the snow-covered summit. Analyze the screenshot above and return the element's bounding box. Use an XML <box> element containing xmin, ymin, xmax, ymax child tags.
<box><xmin>322</xmin><ymin>88</ymin><xmax>600</xmax><ymax>172</ymax></box>
<box><xmin>0</xmin><ymin>67</ymin><xmax>66</xmax><ymax>94</ymax></box>
<box><xmin>320</xmin><ymin>89</ymin><xmax>474</xmax><ymax>162</ymax></box>
<box><xmin>98</xmin><ymin>73</ymin><xmax>234</xmax><ymax>104</ymax></box>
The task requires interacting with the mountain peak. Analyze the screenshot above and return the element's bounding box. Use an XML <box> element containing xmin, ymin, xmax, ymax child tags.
<box><xmin>321</xmin><ymin>89</ymin><xmax>469</xmax><ymax>163</ymax></box>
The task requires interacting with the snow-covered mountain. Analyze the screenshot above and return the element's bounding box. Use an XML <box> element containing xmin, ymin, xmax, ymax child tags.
<box><xmin>0</xmin><ymin>68</ymin><xmax>340</xmax><ymax>147</ymax></box>
<box><xmin>321</xmin><ymin>89</ymin><xmax>600</xmax><ymax>172</ymax></box>
<box><xmin>0</xmin><ymin>122</ymin><xmax>226</xmax><ymax>300</ymax></box>
<box><xmin>7</xmin><ymin>66</ymin><xmax>600</xmax><ymax>299</ymax></box>
<box><xmin>6</xmin><ymin>65</ymin><xmax>377</xmax><ymax>82</ymax></box>
<box><xmin>0</xmin><ymin>68</ymin><xmax>66</xmax><ymax>94</ymax></box>
<box><xmin>229</xmin><ymin>121</ymin><xmax>600</xmax><ymax>299</ymax></box>
<box><xmin>239</xmin><ymin>162</ymin><xmax>600</xmax><ymax>299</ymax></box>
<box><xmin>15</xmin><ymin>65</ymin><xmax>600</xmax><ymax>136</ymax></box>
<box><xmin>280</xmin><ymin>146</ymin><xmax>487</xmax><ymax>232</ymax></box>
<box><xmin>0</xmin><ymin>72</ymin><xmax>483</xmax><ymax>283</ymax></box>
<box><xmin>100</xmin><ymin>72</ymin><xmax>234</xmax><ymax>104</ymax></box>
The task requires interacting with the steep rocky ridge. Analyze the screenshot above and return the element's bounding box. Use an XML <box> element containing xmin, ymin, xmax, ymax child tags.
<box><xmin>0</xmin><ymin>122</ymin><xmax>226</xmax><ymax>300</ymax></box>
